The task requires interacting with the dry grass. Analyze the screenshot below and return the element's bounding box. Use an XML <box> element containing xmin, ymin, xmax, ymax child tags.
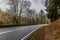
<box><xmin>0</xmin><ymin>10</ymin><xmax>13</xmax><ymax>25</ymax></box>
<box><xmin>27</xmin><ymin>18</ymin><xmax>60</xmax><ymax>40</ymax></box>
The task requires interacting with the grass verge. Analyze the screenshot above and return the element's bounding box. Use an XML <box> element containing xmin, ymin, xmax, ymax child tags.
<box><xmin>27</xmin><ymin>19</ymin><xmax>60</xmax><ymax>40</ymax></box>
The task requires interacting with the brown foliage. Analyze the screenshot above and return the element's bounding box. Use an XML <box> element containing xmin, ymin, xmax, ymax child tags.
<box><xmin>28</xmin><ymin>18</ymin><xmax>60</xmax><ymax>40</ymax></box>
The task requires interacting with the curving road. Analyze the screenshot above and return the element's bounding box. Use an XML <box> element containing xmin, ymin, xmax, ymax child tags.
<box><xmin>0</xmin><ymin>24</ymin><xmax>47</xmax><ymax>40</ymax></box>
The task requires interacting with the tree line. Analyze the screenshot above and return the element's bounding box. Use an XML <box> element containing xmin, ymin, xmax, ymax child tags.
<box><xmin>45</xmin><ymin>0</ymin><xmax>60</xmax><ymax>22</ymax></box>
<box><xmin>0</xmin><ymin>0</ymin><xmax>50</xmax><ymax>26</ymax></box>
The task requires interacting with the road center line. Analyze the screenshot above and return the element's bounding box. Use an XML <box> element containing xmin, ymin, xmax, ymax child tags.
<box><xmin>0</xmin><ymin>26</ymin><xmax>30</xmax><ymax>35</ymax></box>
<box><xmin>0</xmin><ymin>30</ymin><xmax>14</xmax><ymax>35</ymax></box>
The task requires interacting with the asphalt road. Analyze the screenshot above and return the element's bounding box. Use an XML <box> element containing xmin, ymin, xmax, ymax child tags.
<box><xmin>0</xmin><ymin>24</ymin><xmax>47</xmax><ymax>40</ymax></box>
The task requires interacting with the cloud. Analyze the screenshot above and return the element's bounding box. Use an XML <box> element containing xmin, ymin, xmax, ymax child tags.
<box><xmin>0</xmin><ymin>0</ymin><xmax>46</xmax><ymax>14</ymax></box>
<box><xmin>0</xmin><ymin>0</ymin><xmax>10</xmax><ymax>11</ymax></box>
<box><xmin>29</xmin><ymin>0</ymin><xmax>46</xmax><ymax>13</ymax></box>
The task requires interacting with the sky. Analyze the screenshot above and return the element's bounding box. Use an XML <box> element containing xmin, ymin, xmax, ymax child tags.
<box><xmin>0</xmin><ymin>0</ymin><xmax>46</xmax><ymax>14</ymax></box>
<box><xmin>29</xmin><ymin>0</ymin><xmax>46</xmax><ymax>13</ymax></box>
<box><xmin>0</xmin><ymin>0</ymin><xmax>10</xmax><ymax>11</ymax></box>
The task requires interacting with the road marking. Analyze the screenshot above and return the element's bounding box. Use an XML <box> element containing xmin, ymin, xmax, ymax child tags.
<box><xmin>0</xmin><ymin>27</ymin><xmax>29</xmax><ymax>35</ymax></box>
<box><xmin>21</xmin><ymin>27</ymin><xmax>40</xmax><ymax>40</ymax></box>
<box><xmin>21</xmin><ymin>24</ymin><xmax>49</xmax><ymax>40</ymax></box>
<box><xmin>0</xmin><ymin>24</ymin><xmax>48</xmax><ymax>39</ymax></box>
<box><xmin>0</xmin><ymin>30</ymin><xmax>14</xmax><ymax>35</ymax></box>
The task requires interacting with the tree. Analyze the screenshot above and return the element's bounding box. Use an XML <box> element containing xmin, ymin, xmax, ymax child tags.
<box><xmin>45</xmin><ymin>0</ymin><xmax>59</xmax><ymax>22</ymax></box>
<box><xmin>56</xmin><ymin>0</ymin><xmax>60</xmax><ymax>16</ymax></box>
<box><xmin>6</xmin><ymin>0</ymin><xmax>20</xmax><ymax>24</ymax></box>
<box><xmin>19</xmin><ymin>0</ymin><xmax>31</xmax><ymax>18</ymax></box>
<box><xmin>26</xmin><ymin>9</ymin><xmax>32</xmax><ymax>24</ymax></box>
<box><xmin>19</xmin><ymin>0</ymin><xmax>31</xmax><ymax>24</ymax></box>
<box><xmin>6</xmin><ymin>0</ymin><xmax>31</xmax><ymax>24</ymax></box>
<box><xmin>32</xmin><ymin>9</ymin><xmax>37</xmax><ymax>24</ymax></box>
<box><xmin>7</xmin><ymin>0</ymin><xmax>19</xmax><ymax>15</ymax></box>
<box><xmin>40</xmin><ymin>10</ymin><xmax>45</xmax><ymax>24</ymax></box>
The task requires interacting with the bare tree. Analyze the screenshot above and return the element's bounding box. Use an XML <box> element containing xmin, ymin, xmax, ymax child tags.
<box><xmin>32</xmin><ymin>9</ymin><xmax>37</xmax><ymax>24</ymax></box>
<box><xmin>5</xmin><ymin>0</ymin><xmax>19</xmax><ymax>24</ymax></box>
<box><xmin>6</xmin><ymin>0</ymin><xmax>25</xmax><ymax>24</ymax></box>
<box><xmin>27</xmin><ymin>9</ymin><xmax>35</xmax><ymax>24</ymax></box>
<box><xmin>5</xmin><ymin>0</ymin><xmax>31</xmax><ymax>25</ymax></box>
<box><xmin>7</xmin><ymin>0</ymin><xmax>19</xmax><ymax>15</ymax></box>
<box><xmin>40</xmin><ymin>10</ymin><xmax>45</xmax><ymax>24</ymax></box>
<box><xmin>19</xmin><ymin>0</ymin><xmax>31</xmax><ymax>16</ymax></box>
<box><xmin>19</xmin><ymin>0</ymin><xmax>31</xmax><ymax>24</ymax></box>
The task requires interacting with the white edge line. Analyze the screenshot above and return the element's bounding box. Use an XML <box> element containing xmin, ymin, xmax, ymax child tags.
<box><xmin>21</xmin><ymin>25</ymin><xmax>47</xmax><ymax>40</ymax></box>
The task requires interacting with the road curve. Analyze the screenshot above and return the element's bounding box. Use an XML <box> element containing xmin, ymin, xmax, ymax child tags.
<box><xmin>0</xmin><ymin>24</ymin><xmax>47</xmax><ymax>40</ymax></box>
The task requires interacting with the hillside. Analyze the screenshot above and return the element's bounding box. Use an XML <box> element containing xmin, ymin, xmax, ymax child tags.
<box><xmin>0</xmin><ymin>10</ymin><xmax>13</xmax><ymax>25</ymax></box>
<box><xmin>27</xmin><ymin>18</ymin><xmax>60</xmax><ymax>40</ymax></box>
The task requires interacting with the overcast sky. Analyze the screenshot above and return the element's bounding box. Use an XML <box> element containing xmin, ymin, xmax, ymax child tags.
<box><xmin>29</xmin><ymin>0</ymin><xmax>46</xmax><ymax>13</ymax></box>
<box><xmin>0</xmin><ymin>0</ymin><xmax>46</xmax><ymax>14</ymax></box>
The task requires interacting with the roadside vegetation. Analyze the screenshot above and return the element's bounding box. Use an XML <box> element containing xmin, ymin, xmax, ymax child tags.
<box><xmin>0</xmin><ymin>10</ymin><xmax>14</xmax><ymax>26</ymax></box>
<box><xmin>27</xmin><ymin>0</ymin><xmax>60</xmax><ymax>40</ymax></box>
<box><xmin>0</xmin><ymin>9</ymin><xmax>50</xmax><ymax>27</ymax></box>
<box><xmin>45</xmin><ymin>0</ymin><xmax>60</xmax><ymax>22</ymax></box>
<box><xmin>27</xmin><ymin>18</ymin><xmax>60</xmax><ymax>40</ymax></box>
<box><xmin>0</xmin><ymin>0</ymin><xmax>51</xmax><ymax>27</ymax></box>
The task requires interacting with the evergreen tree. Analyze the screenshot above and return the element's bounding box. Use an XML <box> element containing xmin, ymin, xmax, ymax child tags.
<box><xmin>45</xmin><ymin>0</ymin><xmax>60</xmax><ymax>22</ymax></box>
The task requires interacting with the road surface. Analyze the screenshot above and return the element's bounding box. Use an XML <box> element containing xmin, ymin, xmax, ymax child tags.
<box><xmin>0</xmin><ymin>24</ymin><xmax>47</xmax><ymax>40</ymax></box>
